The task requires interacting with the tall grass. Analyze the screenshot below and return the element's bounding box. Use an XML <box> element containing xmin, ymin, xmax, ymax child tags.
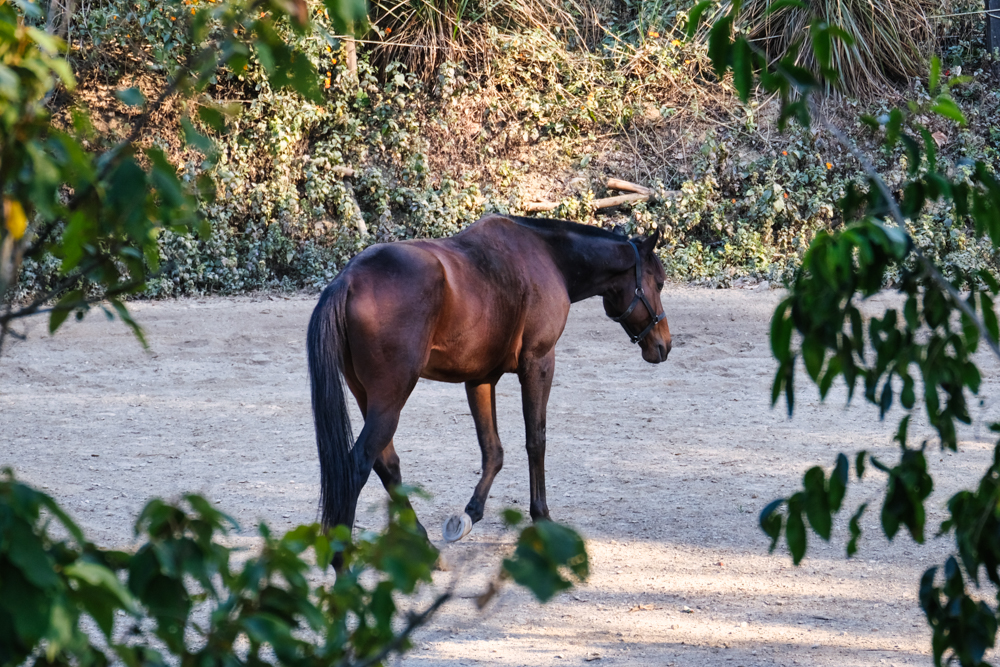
<box><xmin>367</xmin><ymin>0</ymin><xmax>603</xmax><ymax>80</ymax></box>
<box><xmin>740</xmin><ymin>0</ymin><xmax>940</xmax><ymax>96</ymax></box>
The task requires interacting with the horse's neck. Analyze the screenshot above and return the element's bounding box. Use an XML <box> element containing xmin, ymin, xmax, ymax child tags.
<box><xmin>536</xmin><ymin>232</ymin><xmax>634</xmax><ymax>303</ymax></box>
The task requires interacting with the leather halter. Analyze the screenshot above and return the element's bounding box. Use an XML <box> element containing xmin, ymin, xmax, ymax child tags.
<box><xmin>609</xmin><ymin>241</ymin><xmax>666</xmax><ymax>344</ymax></box>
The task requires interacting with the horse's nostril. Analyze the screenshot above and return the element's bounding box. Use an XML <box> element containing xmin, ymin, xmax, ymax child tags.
<box><xmin>661</xmin><ymin>342</ymin><xmax>671</xmax><ymax>360</ymax></box>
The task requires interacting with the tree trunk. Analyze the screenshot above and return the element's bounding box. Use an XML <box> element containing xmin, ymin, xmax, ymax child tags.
<box><xmin>988</xmin><ymin>0</ymin><xmax>1000</xmax><ymax>68</ymax></box>
<box><xmin>344</xmin><ymin>38</ymin><xmax>358</xmax><ymax>83</ymax></box>
<box><xmin>45</xmin><ymin>0</ymin><xmax>75</xmax><ymax>39</ymax></box>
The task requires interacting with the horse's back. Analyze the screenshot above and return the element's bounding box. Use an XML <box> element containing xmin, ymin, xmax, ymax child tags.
<box><xmin>333</xmin><ymin>215</ymin><xmax>569</xmax><ymax>384</ymax></box>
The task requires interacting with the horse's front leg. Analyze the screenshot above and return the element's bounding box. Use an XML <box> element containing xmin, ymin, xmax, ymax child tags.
<box><xmin>519</xmin><ymin>349</ymin><xmax>555</xmax><ymax>522</ymax></box>
<box><xmin>442</xmin><ymin>381</ymin><xmax>504</xmax><ymax>542</ymax></box>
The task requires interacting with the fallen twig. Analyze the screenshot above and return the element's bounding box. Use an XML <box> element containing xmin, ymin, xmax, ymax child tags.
<box><xmin>524</xmin><ymin>178</ymin><xmax>678</xmax><ymax>212</ymax></box>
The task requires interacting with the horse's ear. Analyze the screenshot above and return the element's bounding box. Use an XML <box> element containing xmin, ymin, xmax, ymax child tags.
<box><xmin>642</xmin><ymin>227</ymin><xmax>661</xmax><ymax>253</ymax></box>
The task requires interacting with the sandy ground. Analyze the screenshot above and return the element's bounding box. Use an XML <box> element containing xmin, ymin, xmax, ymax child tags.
<box><xmin>2</xmin><ymin>286</ymin><xmax>998</xmax><ymax>667</ymax></box>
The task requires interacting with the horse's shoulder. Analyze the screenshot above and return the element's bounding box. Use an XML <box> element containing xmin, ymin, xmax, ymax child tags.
<box><xmin>458</xmin><ymin>213</ymin><xmax>520</xmax><ymax>238</ymax></box>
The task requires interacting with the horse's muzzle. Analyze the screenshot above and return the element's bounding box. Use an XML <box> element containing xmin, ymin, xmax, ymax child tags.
<box><xmin>642</xmin><ymin>340</ymin><xmax>670</xmax><ymax>364</ymax></box>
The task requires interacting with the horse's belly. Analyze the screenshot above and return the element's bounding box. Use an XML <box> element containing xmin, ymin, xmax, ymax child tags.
<box><xmin>421</xmin><ymin>341</ymin><xmax>519</xmax><ymax>383</ymax></box>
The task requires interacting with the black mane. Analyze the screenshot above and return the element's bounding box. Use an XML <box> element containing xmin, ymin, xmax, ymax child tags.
<box><xmin>505</xmin><ymin>215</ymin><xmax>628</xmax><ymax>242</ymax></box>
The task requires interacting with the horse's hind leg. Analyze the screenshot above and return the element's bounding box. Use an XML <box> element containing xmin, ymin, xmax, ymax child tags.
<box><xmin>443</xmin><ymin>380</ymin><xmax>504</xmax><ymax>542</ymax></box>
<box><xmin>344</xmin><ymin>369</ymin><xmax>428</xmax><ymax>539</ymax></box>
<box><xmin>373</xmin><ymin>442</ymin><xmax>429</xmax><ymax>540</ymax></box>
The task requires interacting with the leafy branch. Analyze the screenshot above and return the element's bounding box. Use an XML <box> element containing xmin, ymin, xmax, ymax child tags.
<box><xmin>0</xmin><ymin>472</ymin><xmax>587</xmax><ymax>667</ymax></box>
<box><xmin>691</xmin><ymin>1</ymin><xmax>1000</xmax><ymax>664</ymax></box>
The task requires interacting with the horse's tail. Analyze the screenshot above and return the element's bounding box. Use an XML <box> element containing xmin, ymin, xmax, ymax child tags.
<box><xmin>307</xmin><ymin>279</ymin><xmax>357</xmax><ymax>531</ymax></box>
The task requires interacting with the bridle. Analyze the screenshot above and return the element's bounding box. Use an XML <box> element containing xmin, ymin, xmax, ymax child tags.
<box><xmin>609</xmin><ymin>241</ymin><xmax>665</xmax><ymax>344</ymax></box>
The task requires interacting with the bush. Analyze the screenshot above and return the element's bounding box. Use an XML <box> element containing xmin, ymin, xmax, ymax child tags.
<box><xmin>0</xmin><ymin>471</ymin><xmax>586</xmax><ymax>667</ymax></box>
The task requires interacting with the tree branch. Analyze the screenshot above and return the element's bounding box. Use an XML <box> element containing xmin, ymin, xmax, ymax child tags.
<box><xmin>812</xmin><ymin>102</ymin><xmax>1000</xmax><ymax>364</ymax></box>
<box><xmin>339</xmin><ymin>592</ymin><xmax>452</xmax><ymax>667</ymax></box>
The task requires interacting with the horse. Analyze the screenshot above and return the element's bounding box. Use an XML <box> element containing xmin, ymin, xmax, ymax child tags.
<box><xmin>307</xmin><ymin>213</ymin><xmax>671</xmax><ymax>545</ymax></box>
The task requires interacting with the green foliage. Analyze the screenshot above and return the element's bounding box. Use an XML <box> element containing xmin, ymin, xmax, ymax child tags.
<box><xmin>7</xmin><ymin>0</ymin><xmax>1000</xmax><ymax>303</ymax></box>
<box><xmin>0</xmin><ymin>0</ymin><xmax>360</xmax><ymax>347</ymax></box>
<box><xmin>0</xmin><ymin>470</ymin><xmax>587</xmax><ymax>667</ymax></box>
<box><xmin>694</xmin><ymin>2</ymin><xmax>1000</xmax><ymax>664</ymax></box>
<box><xmin>502</xmin><ymin>520</ymin><xmax>589</xmax><ymax>602</ymax></box>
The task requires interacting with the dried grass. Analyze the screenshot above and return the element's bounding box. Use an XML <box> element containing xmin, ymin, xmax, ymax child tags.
<box><xmin>366</xmin><ymin>0</ymin><xmax>604</xmax><ymax>81</ymax></box>
<box><xmin>738</xmin><ymin>0</ymin><xmax>943</xmax><ymax>97</ymax></box>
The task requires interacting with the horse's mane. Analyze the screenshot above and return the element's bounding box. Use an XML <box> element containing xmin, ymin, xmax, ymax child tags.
<box><xmin>505</xmin><ymin>215</ymin><xmax>628</xmax><ymax>242</ymax></box>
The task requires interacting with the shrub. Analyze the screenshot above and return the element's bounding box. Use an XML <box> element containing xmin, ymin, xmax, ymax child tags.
<box><xmin>0</xmin><ymin>471</ymin><xmax>587</xmax><ymax>667</ymax></box>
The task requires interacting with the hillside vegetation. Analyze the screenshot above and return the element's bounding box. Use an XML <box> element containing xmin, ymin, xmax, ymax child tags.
<box><xmin>14</xmin><ymin>0</ymin><xmax>1000</xmax><ymax>298</ymax></box>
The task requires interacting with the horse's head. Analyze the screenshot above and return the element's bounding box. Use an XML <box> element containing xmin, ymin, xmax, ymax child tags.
<box><xmin>602</xmin><ymin>229</ymin><xmax>672</xmax><ymax>364</ymax></box>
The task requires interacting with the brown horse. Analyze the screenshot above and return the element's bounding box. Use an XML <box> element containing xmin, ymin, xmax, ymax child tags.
<box><xmin>307</xmin><ymin>213</ymin><xmax>671</xmax><ymax>543</ymax></box>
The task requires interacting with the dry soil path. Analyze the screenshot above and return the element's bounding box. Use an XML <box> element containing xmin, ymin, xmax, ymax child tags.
<box><xmin>2</xmin><ymin>287</ymin><xmax>998</xmax><ymax>667</ymax></box>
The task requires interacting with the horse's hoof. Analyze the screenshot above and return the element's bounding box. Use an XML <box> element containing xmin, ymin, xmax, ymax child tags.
<box><xmin>442</xmin><ymin>513</ymin><xmax>473</xmax><ymax>542</ymax></box>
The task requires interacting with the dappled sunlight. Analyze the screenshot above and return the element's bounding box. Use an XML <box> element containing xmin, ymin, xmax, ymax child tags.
<box><xmin>4</xmin><ymin>291</ymin><xmax>1000</xmax><ymax>666</ymax></box>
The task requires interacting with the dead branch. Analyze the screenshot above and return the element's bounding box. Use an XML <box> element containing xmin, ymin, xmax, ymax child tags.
<box><xmin>605</xmin><ymin>178</ymin><xmax>651</xmax><ymax>196</ymax></box>
<box><xmin>524</xmin><ymin>179</ymin><xmax>678</xmax><ymax>213</ymax></box>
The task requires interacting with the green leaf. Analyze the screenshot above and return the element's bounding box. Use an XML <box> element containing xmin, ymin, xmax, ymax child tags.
<box><xmin>110</xmin><ymin>299</ymin><xmax>147</xmax><ymax>348</ymax></box>
<box><xmin>818</xmin><ymin>355</ymin><xmax>841</xmax><ymax>399</ymax></box>
<box><xmin>6</xmin><ymin>519</ymin><xmax>58</xmax><ymax>589</ymax></box>
<box><xmin>982</xmin><ymin>293</ymin><xmax>999</xmax><ymax>346</ymax></box>
<box><xmin>901</xmin><ymin>135</ymin><xmax>921</xmax><ymax>176</ymax></box>
<box><xmin>803</xmin><ymin>467</ymin><xmax>832</xmax><ymax>540</ymax></box>
<box><xmin>829</xmin><ymin>453</ymin><xmax>848</xmax><ymax>513</ymax></box>
<box><xmin>502</xmin><ymin>508</ymin><xmax>523</xmax><ymax>527</ymax></box>
<box><xmin>885</xmin><ymin>109</ymin><xmax>904</xmax><ymax>147</ymax></box>
<box><xmin>502</xmin><ymin>521</ymin><xmax>587</xmax><ymax>603</ymax></box>
<box><xmin>979</xmin><ymin>269</ymin><xmax>1000</xmax><ymax>295</ymax></box>
<box><xmin>146</xmin><ymin>148</ymin><xmax>185</xmax><ymax>211</ymax></box>
<box><xmin>771</xmin><ymin>361</ymin><xmax>785</xmax><ymax>407</ymax></box>
<box><xmin>759</xmin><ymin>499</ymin><xmax>785</xmax><ymax>551</ymax></box>
<box><xmin>770</xmin><ymin>298</ymin><xmax>793</xmax><ymax>362</ymax></box>
<box><xmin>860</xmin><ymin>114</ymin><xmax>880</xmax><ymax>130</ymax></box>
<box><xmin>196</xmin><ymin>105</ymin><xmax>227</xmax><ymax>133</ymax></box>
<box><xmin>901</xmin><ymin>375</ymin><xmax>916</xmax><ymax>409</ymax></box>
<box><xmin>322</xmin><ymin>0</ymin><xmax>368</xmax><ymax>37</ymax></box>
<box><xmin>708</xmin><ymin>16</ymin><xmax>733</xmax><ymax>77</ymax></box>
<box><xmin>855</xmin><ymin>450</ymin><xmax>867</xmax><ymax>479</ymax></box>
<box><xmin>847</xmin><ymin>503</ymin><xmax>867</xmax><ymax>557</ymax></box>
<box><xmin>732</xmin><ymin>38</ymin><xmax>753</xmax><ymax>102</ymax></box>
<box><xmin>685</xmin><ymin>0</ymin><xmax>713</xmax><ymax>40</ymax></box>
<box><xmin>115</xmin><ymin>87</ymin><xmax>146</xmax><ymax>108</ymax></box>
<box><xmin>802</xmin><ymin>336</ymin><xmax>825</xmax><ymax>382</ymax></box>
<box><xmin>764</xmin><ymin>0</ymin><xmax>806</xmax><ymax>15</ymax></box>
<box><xmin>180</xmin><ymin>116</ymin><xmax>214</xmax><ymax>153</ymax></box>
<box><xmin>931</xmin><ymin>97</ymin><xmax>967</xmax><ymax>126</ymax></box>
<box><xmin>26</xmin><ymin>26</ymin><xmax>60</xmax><ymax>54</ymax></box>
<box><xmin>65</xmin><ymin>561</ymin><xmax>138</xmax><ymax>612</ymax></box>
<box><xmin>785</xmin><ymin>499</ymin><xmax>807</xmax><ymax>564</ymax></box>
<box><xmin>929</xmin><ymin>55</ymin><xmax>941</xmax><ymax>93</ymax></box>
<box><xmin>49</xmin><ymin>290</ymin><xmax>84</xmax><ymax>333</ymax></box>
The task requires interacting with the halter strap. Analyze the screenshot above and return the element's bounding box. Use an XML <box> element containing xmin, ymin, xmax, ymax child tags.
<box><xmin>609</xmin><ymin>242</ymin><xmax>665</xmax><ymax>344</ymax></box>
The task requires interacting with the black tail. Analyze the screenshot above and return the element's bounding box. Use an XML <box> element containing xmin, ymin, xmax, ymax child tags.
<box><xmin>307</xmin><ymin>280</ymin><xmax>357</xmax><ymax>531</ymax></box>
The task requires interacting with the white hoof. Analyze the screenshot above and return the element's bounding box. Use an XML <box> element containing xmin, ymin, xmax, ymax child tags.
<box><xmin>442</xmin><ymin>513</ymin><xmax>473</xmax><ymax>542</ymax></box>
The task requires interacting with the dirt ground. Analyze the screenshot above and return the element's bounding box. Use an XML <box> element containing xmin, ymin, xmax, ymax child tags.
<box><xmin>2</xmin><ymin>287</ymin><xmax>998</xmax><ymax>666</ymax></box>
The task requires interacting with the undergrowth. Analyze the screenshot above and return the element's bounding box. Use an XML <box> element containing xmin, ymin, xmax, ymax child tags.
<box><xmin>13</xmin><ymin>0</ymin><xmax>1000</xmax><ymax>299</ymax></box>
